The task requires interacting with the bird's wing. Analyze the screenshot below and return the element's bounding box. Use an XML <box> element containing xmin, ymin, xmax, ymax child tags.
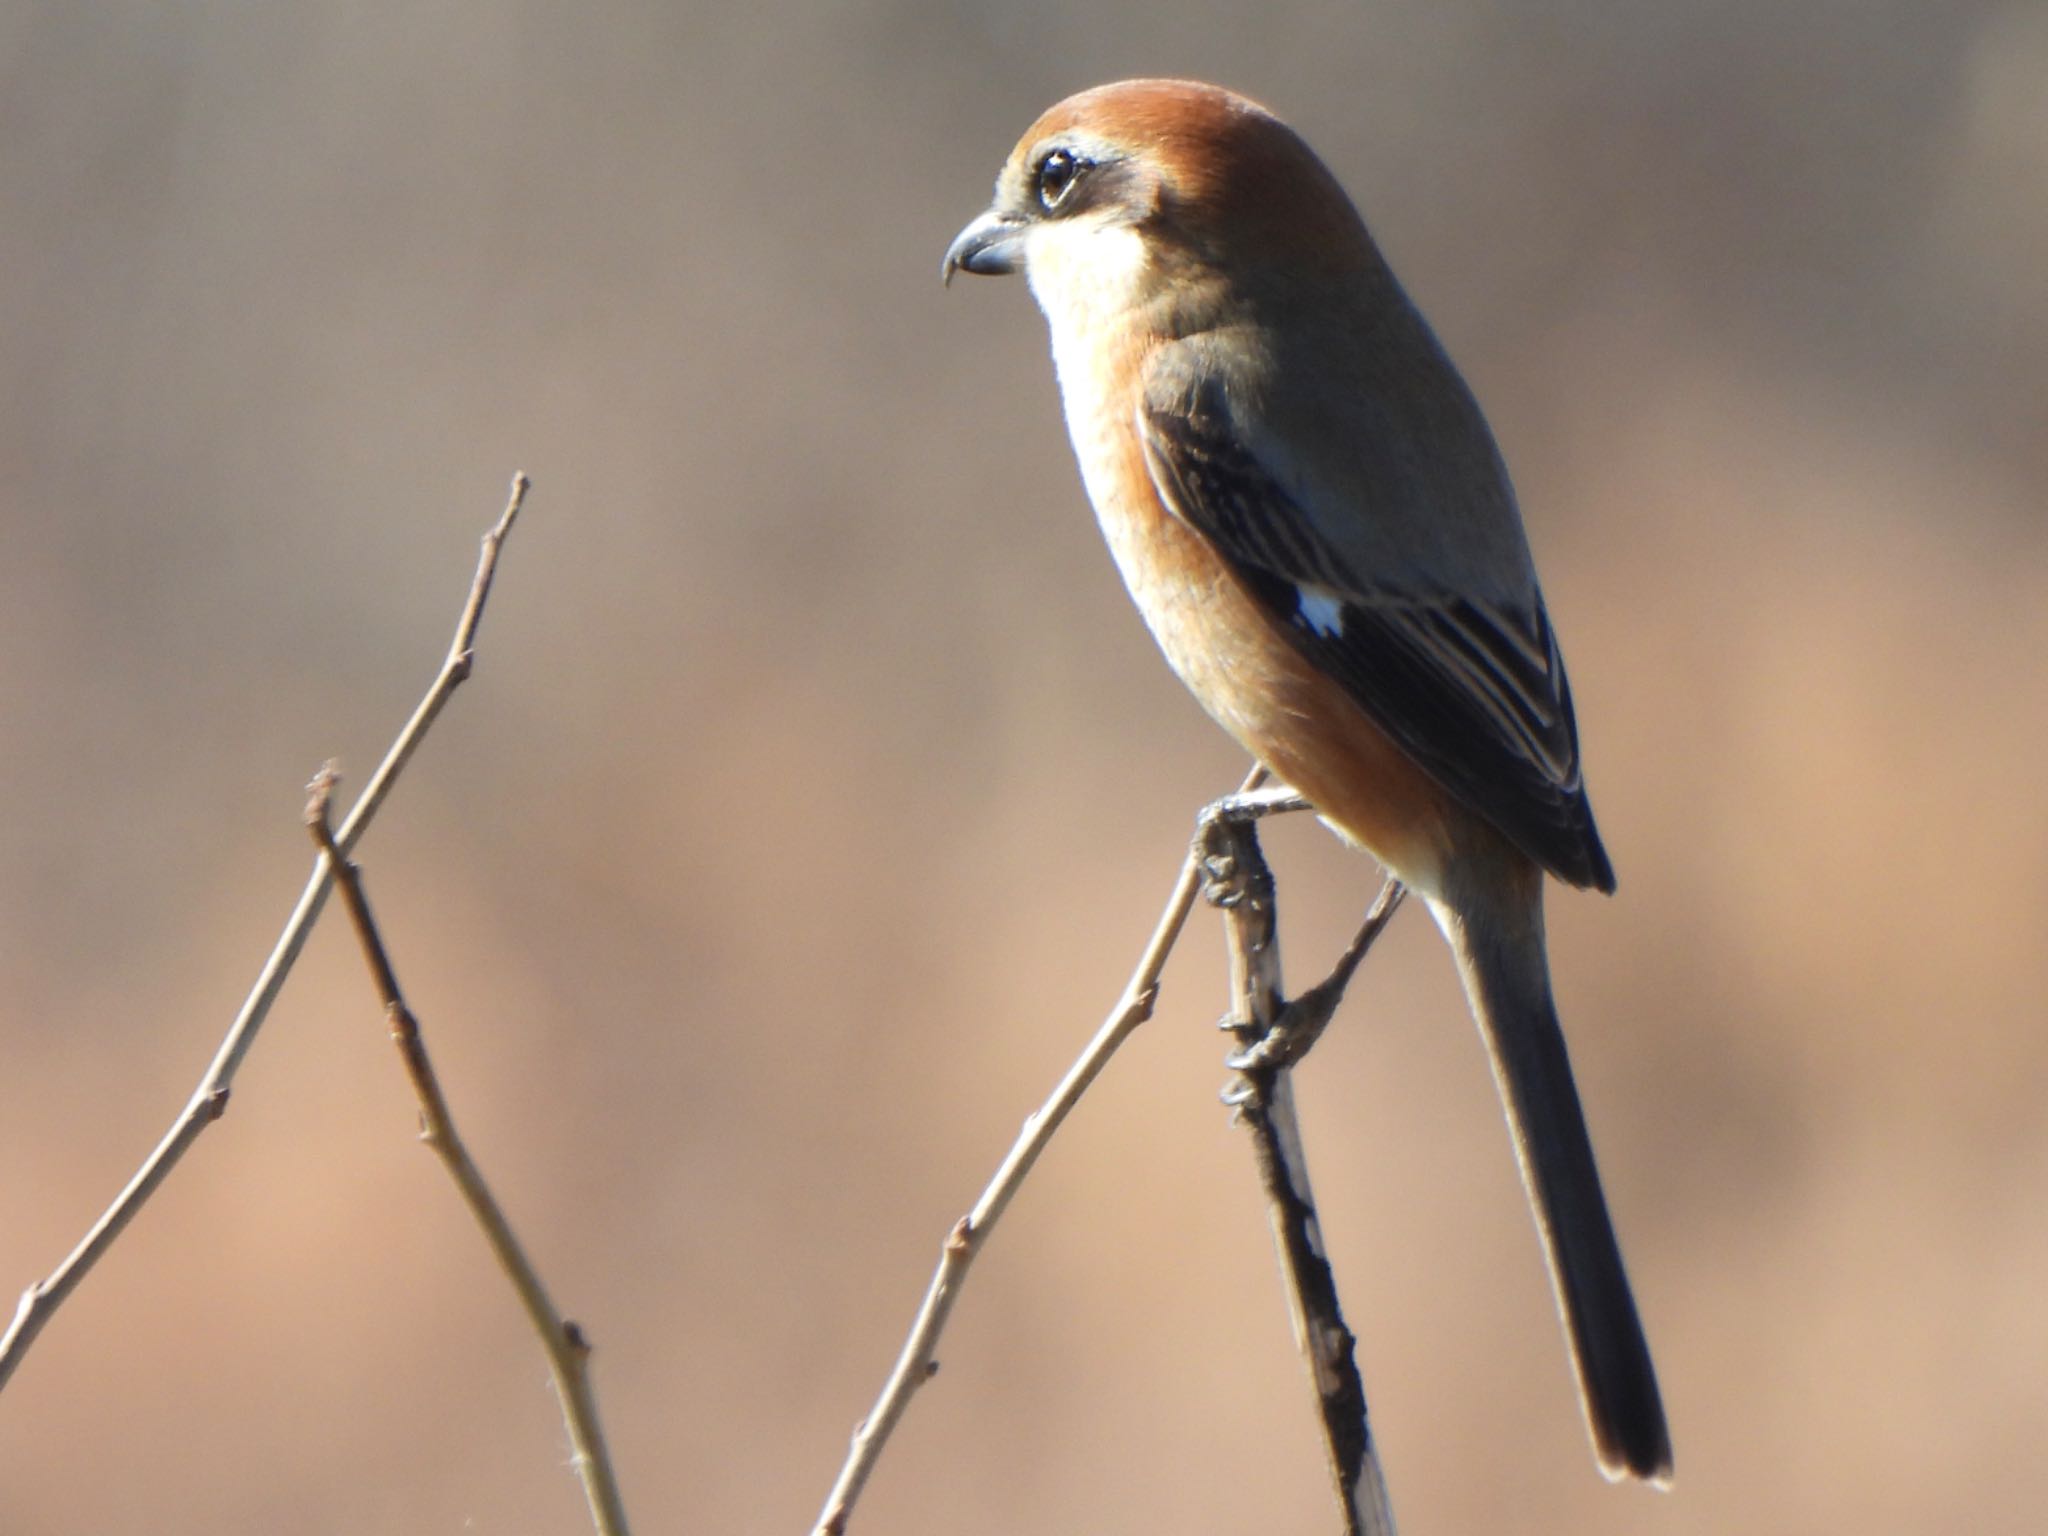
<box><xmin>1137</xmin><ymin>358</ymin><xmax>1614</xmax><ymax>891</ymax></box>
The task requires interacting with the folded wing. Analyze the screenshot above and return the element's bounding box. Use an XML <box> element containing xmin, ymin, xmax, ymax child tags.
<box><xmin>1138</xmin><ymin>380</ymin><xmax>1615</xmax><ymax>892</ymax></box>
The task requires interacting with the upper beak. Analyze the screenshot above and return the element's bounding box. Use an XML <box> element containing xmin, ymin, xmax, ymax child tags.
<box><xmin>942</xmin><ymin>209</ymin><xmax>1026</xmax><ymax>285</ymax></box>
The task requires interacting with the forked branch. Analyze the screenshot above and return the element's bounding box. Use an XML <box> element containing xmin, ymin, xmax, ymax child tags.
<box><xmin>0</xmin><ymin>475</ymin><xmax>530</xmax><ymax>1394</ymax></box>
<box><xmin>814</xmin><ymin>768</ymin><xmax>1404</xmax><ymax>1536</ymax></box>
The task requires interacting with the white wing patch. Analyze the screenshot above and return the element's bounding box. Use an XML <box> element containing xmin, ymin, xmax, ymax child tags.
<box><xmin>1294</xmin><ymin>582</ymin><xmax>1347</xmax><ymax>637</ymax></box>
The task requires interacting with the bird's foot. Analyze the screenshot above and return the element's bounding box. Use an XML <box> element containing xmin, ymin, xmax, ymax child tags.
<box><xmin>1194</xmin><ymin>782</ymin><xmax>1307</xmax><ymax>907</ymax></box>
<box><xmin>1223</xmin><ymin>981</ymin><xmax>1344</xmax><ymax>1076</ymax></box>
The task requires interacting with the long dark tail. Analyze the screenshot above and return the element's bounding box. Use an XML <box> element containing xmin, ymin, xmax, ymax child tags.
<box><xmin>1435</xmin><ymin>863</ymin><xmax>1672</xmax><ymax>1483</ymax></box>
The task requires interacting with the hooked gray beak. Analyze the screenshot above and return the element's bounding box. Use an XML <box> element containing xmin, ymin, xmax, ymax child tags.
<box><xmin>942</xmin><ymin>209</ymin><xmax>1026</xmax><ymax>285</ymax></box>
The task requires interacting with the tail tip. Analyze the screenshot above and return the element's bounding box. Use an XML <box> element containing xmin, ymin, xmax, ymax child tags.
<box><xmin>1594</xmin><ymin>1417</ymin><xmax>1674</xmax><ymax>1488</ymax></box>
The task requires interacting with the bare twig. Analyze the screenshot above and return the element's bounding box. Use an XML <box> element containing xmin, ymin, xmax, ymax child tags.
<box><xmin>304</xmin><ymin>769</ymin><xmax>630</xmax><ymax>1536</ymax></box>
<box><xmin>809</xmin><ymin>766</ymin><xmax>1270</xmax><ymax>1536</ymax></box>
<box><xmin>0</xmin><ymin>474</ymin><xmax>531</xmax><ymax>1395</ymax></box>
<box><xmin>1199</xmin><ymin>807</ymin><xmax>1404</xmax><ymax>1536</ymax></box>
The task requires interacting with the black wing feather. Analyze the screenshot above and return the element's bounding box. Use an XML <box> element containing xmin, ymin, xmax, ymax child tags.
<box><xmin>1140</xmin><ymin>404</ymin><xmax>1615</xmax><ymax>891</ymax></box>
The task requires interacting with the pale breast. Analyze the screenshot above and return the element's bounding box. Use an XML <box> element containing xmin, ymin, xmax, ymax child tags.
<box><xmin>1048</xmin><ymin>332</ymin><xmax>1314</xmax><ymax>755</ymax></box>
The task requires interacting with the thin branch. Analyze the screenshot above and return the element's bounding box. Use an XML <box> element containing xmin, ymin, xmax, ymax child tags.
<box><xmin>1199</xmin><ymin>807</ymin><xmax>1404</xmax><ymax>1536</ymax></box>
<box><xmin>0</xmin><ymin>474</ymin><xmax>531</xmax><ymax>1395</ymax></box>
<box><xmin>305</xmin><ymin>770</ymin><xmax>630</xmax><ymax>1536</ymax></box>
<box><xmin>809</xmin><ymin>766</ymin><xmax>1269</xmax><ymax>1536</ymax></box>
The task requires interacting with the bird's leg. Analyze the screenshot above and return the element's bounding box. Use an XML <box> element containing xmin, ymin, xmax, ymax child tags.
<box><xmin>1202</xmin><ymin>781</ymin><xmax>1312</xmax><ymax>825</ymax></box>
<box><xmin>1224</xmin><ymin>879</ymin><xmax>1406</xmax><ymax>1079</ymax></box>
<box><xmin>1196</xmin><ymin>785</ymin><xmax>1404</xmax><ymax>1091</ymax></box>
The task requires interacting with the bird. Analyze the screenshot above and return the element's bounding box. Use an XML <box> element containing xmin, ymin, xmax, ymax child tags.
<box><xmin>943</xmin><ymin>79</ymin><xmax>1670</xmax><ymax>1483</ymax></box>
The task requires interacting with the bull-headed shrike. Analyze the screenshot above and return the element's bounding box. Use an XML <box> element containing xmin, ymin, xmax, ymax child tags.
<box><xmin>944</xmin><ymin>80</ymin><xmax>1670</xmax><ymax>1483</ymax></box>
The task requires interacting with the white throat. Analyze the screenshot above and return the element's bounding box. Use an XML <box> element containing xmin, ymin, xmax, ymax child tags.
<box><xmin>1023</xmin><ymin>218</ymin><xmax>1155</xmax><ymax>512</ymax></box>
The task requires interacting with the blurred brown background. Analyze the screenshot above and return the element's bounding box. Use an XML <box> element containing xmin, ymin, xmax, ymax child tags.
<box><xmin>3</xmin><ymin>2</ymin><xmax>2044</xmax><ymax>1532</ymax></box>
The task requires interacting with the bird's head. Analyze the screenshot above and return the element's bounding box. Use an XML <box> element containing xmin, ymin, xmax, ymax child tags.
<box><xmin>943</xmin><ymin>79</ymin><xmax>1377</xmax><ymax>331</ymax></box>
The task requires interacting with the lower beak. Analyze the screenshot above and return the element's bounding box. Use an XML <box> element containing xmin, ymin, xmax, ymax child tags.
<box><xmin>942</xmin><ymin>210</ymin><xmax>1026</xmax><ymax>285</ymax></box>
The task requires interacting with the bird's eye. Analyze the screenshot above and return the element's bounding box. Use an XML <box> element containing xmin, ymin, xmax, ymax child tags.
<box><xmin>1036</xmin><ymin>149</ymin><xmax>1087</xmax><ymax>211</ymax></box>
